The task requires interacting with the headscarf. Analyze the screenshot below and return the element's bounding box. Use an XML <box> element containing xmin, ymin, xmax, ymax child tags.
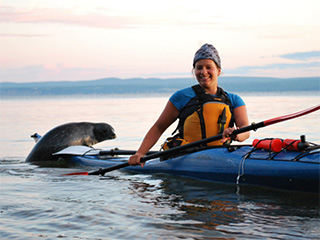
<box><xmin>193</xmin><ymin>43</ymin><xmax>221</xmax><ymax>69</ymax></box>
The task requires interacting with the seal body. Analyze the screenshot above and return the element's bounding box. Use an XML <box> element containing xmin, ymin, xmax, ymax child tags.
<box><xmin>26</xmin><ymin>122</ymin><xmax>116</xmax><ymax>163</ymax></box>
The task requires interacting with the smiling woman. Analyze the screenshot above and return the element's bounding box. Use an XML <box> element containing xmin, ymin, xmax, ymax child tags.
<box><xmin>128</xmin><ymin>43</ymin><xmax>250</xmax><ymax>166</ymax></box>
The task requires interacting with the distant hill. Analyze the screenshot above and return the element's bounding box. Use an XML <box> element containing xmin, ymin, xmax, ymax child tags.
<box><xmin>0</xmin><ymin>77</ymin><xmax>319</xmax><ymax>96</ymax></box>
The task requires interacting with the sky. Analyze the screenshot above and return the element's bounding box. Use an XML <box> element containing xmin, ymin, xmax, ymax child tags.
<box><xmin>0</xmin><ymin>0</ymin><xmax>319</xmax><ymax>83</ymax></box>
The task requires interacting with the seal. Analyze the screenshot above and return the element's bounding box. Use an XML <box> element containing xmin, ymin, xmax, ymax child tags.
<box><xmin>26</xmin><ymin>122</ymin><xmax>116</xmax><ymax>163</ymax></box>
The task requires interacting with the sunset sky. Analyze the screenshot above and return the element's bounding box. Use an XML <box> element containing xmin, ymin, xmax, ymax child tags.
<box><xmin>1</xmin><ymin>0</ymin><xmax>319</xmax><ymax>83</ymax></box>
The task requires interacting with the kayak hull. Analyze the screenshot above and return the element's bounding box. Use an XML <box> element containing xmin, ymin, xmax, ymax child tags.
<box><xmin>68</xmin><ymin>146</ymin><xmax>320</xmax><ymax>193</ymax></box>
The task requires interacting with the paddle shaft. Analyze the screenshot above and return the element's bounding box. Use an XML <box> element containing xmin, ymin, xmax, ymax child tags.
<box><xmin>88</xmin><ymin>122</ymin><xmax>264</xmax><ymax>175</ymax></box>
<box><xmin>99</xmin><ymin>149</ymin><xmax>158</xmax><ymax>156</ymax></box>
<box><xmin>88</xmin><ymin>105</ymin><xmax>320</xmax><ymax>176</ymax></box>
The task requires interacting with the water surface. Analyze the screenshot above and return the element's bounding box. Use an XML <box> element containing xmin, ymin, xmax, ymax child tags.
<box><xmin>1</xmin><ymin>93</ymin><xmax>319</xmax><ymax>239</ymax></box>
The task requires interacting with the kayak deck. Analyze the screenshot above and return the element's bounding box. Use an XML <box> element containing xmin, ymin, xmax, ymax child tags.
<box><xmin>68</xmin><ymin>146</ymin><xmax>320</xmax><ymax>193</ymax></box>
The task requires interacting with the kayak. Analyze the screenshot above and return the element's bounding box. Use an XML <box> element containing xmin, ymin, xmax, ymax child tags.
<box><xmin>64</xmin><ymin>144</ymin><xmax>320</xmax><ymax>193</ymax></box>
<box><xmin>29</xmin><ymin>106</ymin><xmax>320</xmax><ymax>193</ymax></box>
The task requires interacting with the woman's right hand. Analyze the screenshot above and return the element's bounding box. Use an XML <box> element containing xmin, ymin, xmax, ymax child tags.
<box><xmin>128</xmin><ymin>100</ymin><xmax>179</xmax><ymax>168</ymax></box>
<box><xmin>128</xmin><ymin>153</ymin><xmax>145</xmax><ymax>167</ymax></box>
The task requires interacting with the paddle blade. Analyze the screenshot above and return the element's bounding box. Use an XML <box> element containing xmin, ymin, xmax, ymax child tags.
<box><xmin>62</xmin><ymin>171</ymin><xmax>89</xmax><ymax>176</ymax></box>
<box><xmin>263</xmin><ymin>105</ymin><xmax>320</xmax><ymax>126</ymax></box>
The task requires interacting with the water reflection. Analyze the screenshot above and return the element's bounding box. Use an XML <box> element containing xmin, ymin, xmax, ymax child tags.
<box><xmin>124</xmin><ymin>173</ymin><xmax>320</xmax><ymax>238</ymax></box>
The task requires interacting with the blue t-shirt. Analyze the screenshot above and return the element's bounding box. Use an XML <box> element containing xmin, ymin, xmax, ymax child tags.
<box><xmin>169</xmin><ymin>86</ymin><xmax>245</xmax><ymax>111</ymax></box>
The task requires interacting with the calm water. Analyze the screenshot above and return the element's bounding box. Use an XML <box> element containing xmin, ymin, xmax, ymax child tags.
<box><xmin>1</xmin><ymin>93</ymin><xmax>319</xmax><ymax>239</ymax></box>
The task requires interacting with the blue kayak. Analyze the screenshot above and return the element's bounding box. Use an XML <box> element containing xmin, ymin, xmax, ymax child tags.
<box><xmin>66</xmin><ymin>145</ymin><xmax>320</xmax><ymax>193</ymax></box>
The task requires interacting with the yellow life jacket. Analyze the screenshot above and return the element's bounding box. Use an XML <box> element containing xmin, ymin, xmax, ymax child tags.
<box><xmin>176</xmin><ymin>85</ymin><xmax>234</xmax><ymax>146</ymax></box>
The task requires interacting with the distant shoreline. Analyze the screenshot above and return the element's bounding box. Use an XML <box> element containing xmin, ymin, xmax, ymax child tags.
<box><xmin>1</xmin><ymin>91</ymin><xmax>319</xmax><ymax>101</ymax></box>
<box><xmin>1</xmin><ymin>76</ymin><xmax>319</xmax><ymax>97</ymax></box>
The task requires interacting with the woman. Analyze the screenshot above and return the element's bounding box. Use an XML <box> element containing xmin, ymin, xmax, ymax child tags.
<box><xmin>129</xmin><ymin>43</ymin><xmax>250</xmax><ymax>166</ymax></box>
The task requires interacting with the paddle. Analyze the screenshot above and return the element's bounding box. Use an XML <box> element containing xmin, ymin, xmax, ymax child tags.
<box><xmin>63</xmin><ymin>104</ymin><xmax>320</xmax><ymax>176</ymax></box>
<box><xmin>54</xmin><ymin>145</ymin><xmax>158</xmax><ymax>156</ymax></box>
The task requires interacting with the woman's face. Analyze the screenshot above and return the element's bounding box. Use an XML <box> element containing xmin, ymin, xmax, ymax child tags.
<box><xmin>194</xmin><ymin>59</ymin><xmax>221</xmax><ymax>90</ymax></box>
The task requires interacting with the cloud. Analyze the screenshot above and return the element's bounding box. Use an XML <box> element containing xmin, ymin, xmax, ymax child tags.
<box><xmin>0</xmin><ymin>33</ymin><xmax>49</xmax><ymax>37</ymax></box>
<box><xmin>226</xmin><ymin>50</ymin><xmax>320</xmax><ymax>76</ymax></box>
<box><xmin>0</xmin><ymin>6</ymin><xmax>141</xmax><ymax>29</ymax></box>
<box><xmin>0</xmin><ymin>5</ymin><xmax>219</xmax><ymax>30</ymax></box>
<box><xmin>279</xmin><ymin>51</ymin><xmax>320</xmax><ymax>61</ymax></box>
<box><xmin>224</xmin><ymin>61</ymin><xmax>319</xmax><ymax>76</ymax></box>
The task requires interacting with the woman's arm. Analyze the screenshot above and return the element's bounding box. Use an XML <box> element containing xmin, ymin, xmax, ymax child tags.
<box><xmin>222</xmin><ymin>105</ymin><xmax>250</xmax><ymax>142</ymax></box>
<box><xmin>129</xmin><ymin>100</ymin><xmax>179</xmax><ymax>166</ymax></box>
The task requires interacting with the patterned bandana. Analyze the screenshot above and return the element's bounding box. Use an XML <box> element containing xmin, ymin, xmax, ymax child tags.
<box><xmin>193</xmin><ymin>43</ymin><xmax>221</xmax><ymax>69</ymax></box>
